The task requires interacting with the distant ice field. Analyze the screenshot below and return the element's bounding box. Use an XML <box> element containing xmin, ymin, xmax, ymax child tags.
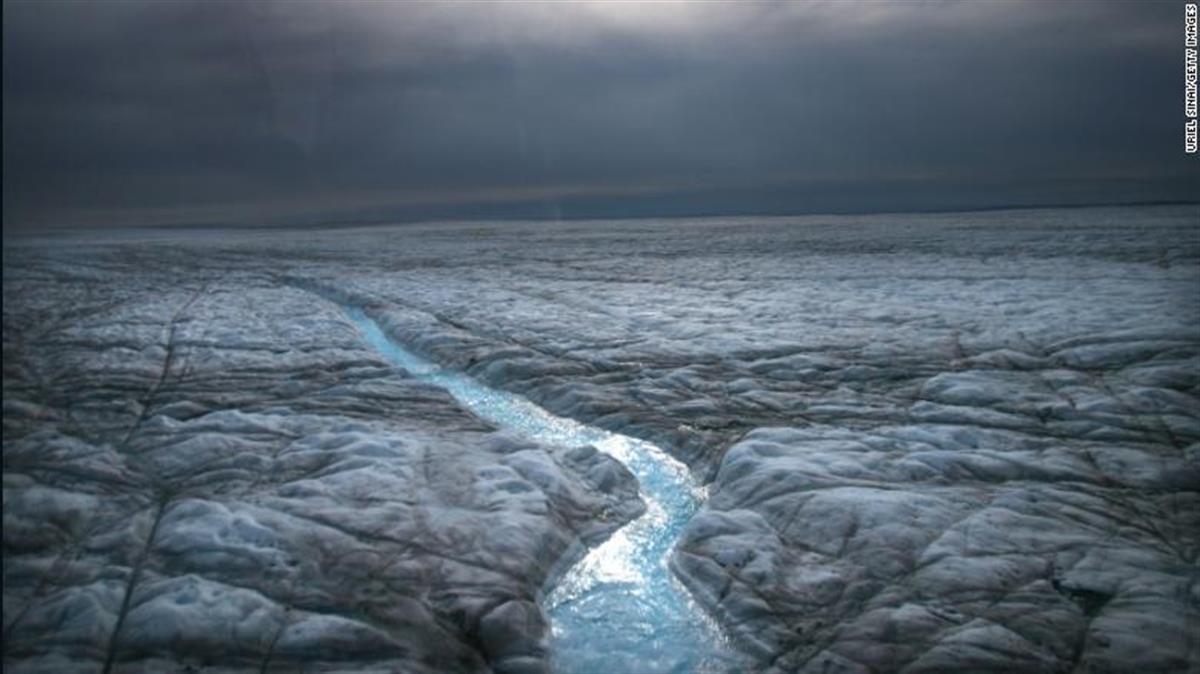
<box><xmin>4</xmin><ymin>204</ymin><xmax>1197</xmax><ymax>673</ymax></box>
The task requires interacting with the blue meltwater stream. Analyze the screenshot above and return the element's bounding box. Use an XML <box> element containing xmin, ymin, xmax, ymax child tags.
<box><xmin>345</xmin><ymin>307</ymin><xmax>749</xmax><ymax>674</ymax></box>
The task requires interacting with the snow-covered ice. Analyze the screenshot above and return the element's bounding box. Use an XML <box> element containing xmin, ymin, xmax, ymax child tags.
<box><xmin>4</xmin><ymin>204</ymin><xmax>1198</xmax><ymax>672</ymax></box>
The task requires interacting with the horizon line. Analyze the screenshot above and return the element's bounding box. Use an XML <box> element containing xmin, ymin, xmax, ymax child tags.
<box><xmin>4</xmin><ymin>198</ymin><xmax>1197</xmax><ymax>237</ymax></box>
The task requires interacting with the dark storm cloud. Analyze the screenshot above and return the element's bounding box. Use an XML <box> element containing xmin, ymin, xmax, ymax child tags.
<box><xmin>3</xmin><ymin>0</ymin><xmax>1195</xmax><ymax>229</ymax></box>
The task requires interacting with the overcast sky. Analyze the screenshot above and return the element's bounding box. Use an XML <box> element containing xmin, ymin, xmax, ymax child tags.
<box><xmin>3</xmin><ymin>0</ymin><xmax>1196</xmax><ymax>229</ymax></box>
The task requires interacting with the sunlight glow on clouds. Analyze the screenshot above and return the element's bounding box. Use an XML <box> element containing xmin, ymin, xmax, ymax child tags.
<box><xmin>2</xmin><ymin>0</ymin><xmax>1193</xmax><ymax>229</ymax></box>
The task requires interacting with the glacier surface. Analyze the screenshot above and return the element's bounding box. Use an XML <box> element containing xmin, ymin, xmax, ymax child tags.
<box><xmin>4</xmin><ymin>204</ymin><xmax>1198</xmax><ymax>672</ymax></box>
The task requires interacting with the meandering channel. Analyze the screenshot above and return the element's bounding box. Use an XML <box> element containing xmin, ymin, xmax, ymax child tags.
<box><xmin>343</xmin><ymin>306</ymin><xmax>748</xmax><ymax>673</ymax></box>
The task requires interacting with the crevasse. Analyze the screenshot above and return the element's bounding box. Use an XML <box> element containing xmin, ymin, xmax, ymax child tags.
<box><xmin>344</xmin><ymin>305</ymin><xmax>748</xmax><ymax>674</ymax></box>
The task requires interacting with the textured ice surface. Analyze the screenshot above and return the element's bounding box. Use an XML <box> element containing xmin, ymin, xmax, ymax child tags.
<box><xmin>2</xmin><ymin>264</ymin><xmax>642</xmax><ymax>673</ymax></box>
<box><xmin>4</xmin><ymin>204</ymin><xmax>1199</xmax><ymax>672</ymax></box>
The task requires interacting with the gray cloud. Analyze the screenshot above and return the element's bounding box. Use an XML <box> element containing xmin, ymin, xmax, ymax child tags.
<box><xmin>3</xmin><ymin>0</ymin><xmax>1195</xmax><ymax>229</ymax></box>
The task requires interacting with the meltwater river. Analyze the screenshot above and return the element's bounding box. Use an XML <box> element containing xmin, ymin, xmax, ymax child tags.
<box><xmin>345</xmin><ymin>306</ymin><xmax>748</xmax><ymax>674</ymax></box>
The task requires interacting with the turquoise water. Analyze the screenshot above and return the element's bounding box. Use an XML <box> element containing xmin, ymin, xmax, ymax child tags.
<box><xmin>345</xmin><ymin>307</ymin><xmax>747</xmax><ymax>674</ymax></box>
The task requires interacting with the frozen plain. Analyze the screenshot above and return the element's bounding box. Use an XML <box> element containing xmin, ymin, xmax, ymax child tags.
<box><xmin>3</xmin><ymin>204</ymin><xmax>1198</xmax><ymax>673</ymax></box>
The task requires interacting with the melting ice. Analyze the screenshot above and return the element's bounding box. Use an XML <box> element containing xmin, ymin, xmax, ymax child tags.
<box><xmin>346</xmin><ymin>306</ymin><xmax>749</xmax><ymax>674</ymax></box>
